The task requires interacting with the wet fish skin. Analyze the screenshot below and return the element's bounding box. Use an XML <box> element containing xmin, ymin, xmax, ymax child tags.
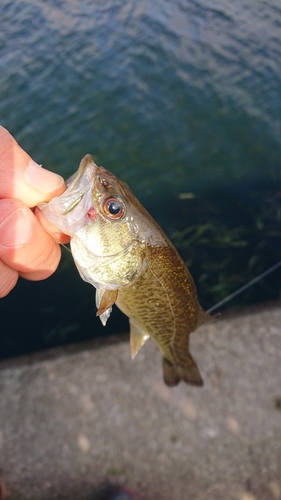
<box><xmin>39</xmin><ymin>154</ymin><xmax>212</xmax><ymax>387</ymax></box>
<box><xmin>116</xmin><ymin>243</ymin><xmax>210</xmax><ymax>386</ymax></box>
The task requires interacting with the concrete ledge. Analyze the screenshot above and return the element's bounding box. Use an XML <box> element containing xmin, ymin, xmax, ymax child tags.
<box><xmin>0</xmin><ymin>304</ymin><xmax>281</xmax><ymax>500</ymax></box>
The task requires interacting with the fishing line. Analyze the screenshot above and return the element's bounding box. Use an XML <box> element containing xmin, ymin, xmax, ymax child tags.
<box><xmin>206</xmin><ymin>260</ymin><xmax>281</xmax><ymax>314</ymax></box>
<box><xmin>61</xmin><ymin>243</ymin><xmax>71</xmax><ymax>253</ymax></box>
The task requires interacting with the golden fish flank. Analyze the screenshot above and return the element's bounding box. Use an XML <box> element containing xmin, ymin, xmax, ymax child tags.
<box><xmin>39</xmin><ymin>155</ymin><xmax>212</xmax><ymax>386</ymax></box>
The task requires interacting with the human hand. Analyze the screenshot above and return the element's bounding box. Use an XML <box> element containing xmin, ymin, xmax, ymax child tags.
<box><xmin>0</xmin><ymin>126</ymin><xmax>70</xmax><ymax>297</ymax></box>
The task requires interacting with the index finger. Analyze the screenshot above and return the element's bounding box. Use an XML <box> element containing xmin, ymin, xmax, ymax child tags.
<box><xmin>0</xmin><ymin>126</ymin><xmax>65</xmax><ymax>207</ymax></box>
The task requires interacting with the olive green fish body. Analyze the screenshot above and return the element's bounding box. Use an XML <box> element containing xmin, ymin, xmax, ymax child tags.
<box><xmin>116</xmin><ymin>243</ymin><xmax>209</xmax><ymax>386</ymax></box>
<box><xmin>39</xmin><ymin>155</ymin><xmax>212</xmax><ymax>387</ymax></box>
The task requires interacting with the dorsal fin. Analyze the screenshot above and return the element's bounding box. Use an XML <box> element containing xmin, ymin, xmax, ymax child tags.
<box><xmin>196</xmin><ymin>307</ymin><xmax>213</xmax><ymax>328</ymax></box>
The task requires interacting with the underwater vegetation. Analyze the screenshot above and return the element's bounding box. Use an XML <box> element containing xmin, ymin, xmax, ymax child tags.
<box><xmin>170</xmin><ymin>179</ymin><xmax>281</xmax><ymax>311</ymax></box>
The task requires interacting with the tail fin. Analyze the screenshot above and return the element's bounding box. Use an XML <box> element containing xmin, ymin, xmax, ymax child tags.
<box><xmin>163</xmin><ymin>357</ymin><xmax>203</xmax><ymax>387</ymax></box>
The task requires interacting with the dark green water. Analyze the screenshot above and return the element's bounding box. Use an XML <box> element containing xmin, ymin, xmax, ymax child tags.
<box><xmin>0</xmin><ymin>0</ymin><xmax>280</xmax><ymax>358</ymax></box>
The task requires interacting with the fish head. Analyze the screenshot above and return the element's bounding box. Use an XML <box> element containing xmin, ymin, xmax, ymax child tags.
<box><xmin>39</xmin><ymin>155</ymin><xmax>163</xmax><ymax>289</ymax></box>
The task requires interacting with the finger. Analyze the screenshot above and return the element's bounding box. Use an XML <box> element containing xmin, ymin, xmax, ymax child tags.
<box><xmin>0</xmin><ymin>199</ymin><xmax>61</xmax><ymax>280</ymax></box>
<box><xmin>34</xmin><ymin>206</ymin><xmax>71</xmax><ymax>245</ymax></box>
<box><xmin>0</xmin><ymin>126</ymin><xmax>65</xmax><ymax>207</ymax></box>
<box><xmin>0</xmin><ymin>259</ymin><xmax>19</xmax><ymax>298</ymax></box>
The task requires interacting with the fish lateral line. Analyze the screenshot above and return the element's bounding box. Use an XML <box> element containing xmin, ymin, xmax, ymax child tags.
<box><xmin>147</xmin><ymin>258</ymin><xmax>176</xmax><ymax>336</ymax></box>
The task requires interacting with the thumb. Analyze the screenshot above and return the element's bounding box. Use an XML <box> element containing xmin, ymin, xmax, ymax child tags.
<box><xmin>0</xmin><ymin>126</ymin><xmax>65</xmax><ymax>207</ymax></box>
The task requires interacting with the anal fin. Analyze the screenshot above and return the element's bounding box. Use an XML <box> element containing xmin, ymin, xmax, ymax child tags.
<box><xmin>129</xmin><ymin>319</ymin><xmax>150</xmax><ymax>360</ymax></box>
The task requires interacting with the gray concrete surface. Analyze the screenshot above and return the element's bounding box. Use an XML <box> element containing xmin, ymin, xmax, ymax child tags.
<box><xmin>0</xmin><ymin>303</ymin><xmax>280</xmax><ymax>500</ymax></box>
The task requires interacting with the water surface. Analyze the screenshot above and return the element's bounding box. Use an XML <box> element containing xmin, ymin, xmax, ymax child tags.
<box><xmin>0</xmin><ymin>0</ymin><xmax>280</xmax><ymax>357</ymax></box>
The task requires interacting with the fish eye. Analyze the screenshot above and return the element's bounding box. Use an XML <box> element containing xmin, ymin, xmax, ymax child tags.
<box><xmin>103</xmin><ymin>197</ymin><xmax>125</xmax><ymax>219</ymax></box>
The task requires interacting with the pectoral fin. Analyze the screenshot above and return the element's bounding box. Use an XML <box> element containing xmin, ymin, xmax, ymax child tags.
<box><xmin>129</xmin><ymin>319</ymin><xmax>150</xmax><ymax>360</ymax></box>
<box><xmin>96</xmin><ymin>288</ymin><xmax>118</xmax><ymax>326</ymax></box>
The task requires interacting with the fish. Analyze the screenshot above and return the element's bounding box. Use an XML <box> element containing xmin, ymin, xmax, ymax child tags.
<box><xmin>39</xmin><ymin>154</ymin><xmax>212</xmax><ymax>387</ymax></box>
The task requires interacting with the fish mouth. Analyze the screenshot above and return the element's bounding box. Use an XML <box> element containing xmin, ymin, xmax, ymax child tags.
<box><xmin>61</xmin><ymin>192</ymin><xmax>86</xmax><ymax>215</ymax></box>
<box><xmin>66</xmin><ymin>154</ymin><xmax>97</xmax><ymax>190</ymax></box>
<box><xmin>39</xmin><ymin>154</ymin><xmax>98</xmax><ymax>236</ymax></box>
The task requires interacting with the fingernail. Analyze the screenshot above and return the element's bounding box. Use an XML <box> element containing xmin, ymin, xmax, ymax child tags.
<box><xmin>0</xmin><ymin>208</ymin><xmax>31</xmax><ymax>247</ymax></box>
<box><xmin>24</xmin><ymin>160</ymin><xmax>65</xmax><ymax>193</ymax></box>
